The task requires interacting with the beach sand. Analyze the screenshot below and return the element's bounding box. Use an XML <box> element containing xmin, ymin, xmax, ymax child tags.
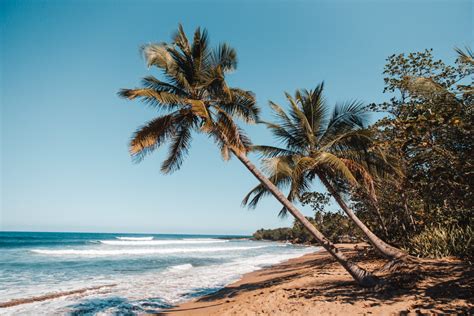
<box><xmin>161</xmin><ymin>244</ymin><xmax>473</xmax><ymax>315</ymax></box>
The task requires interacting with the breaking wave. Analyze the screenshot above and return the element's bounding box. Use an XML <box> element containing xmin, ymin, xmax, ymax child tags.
<box><xmin>98</xmin><ymin>239</ymin><xmax>228</xmax><ymax>246</ymax></box>
<box><xmin>166</xmin><ymin>263</ymin><xmax>193</xmax><ymax>272</ymax></box>
<box><xmin>30</xmin><ymin>246</ymin><xmax>266</xmax><ymax>256</ymax></box>
<box><xmin>115</xmin><ymin>236</ymin><xmax>154</xmax><ymax>241</ymax></box>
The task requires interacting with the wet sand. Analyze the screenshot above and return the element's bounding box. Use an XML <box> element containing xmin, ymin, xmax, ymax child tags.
<box><xmin>0</xmin><ymin>284</ymin><xmax>117</xmax><ymax>308</ymax></box>
<box><xmin>160</xmin><ymin>244</ymin><xmax>473</xmax><ymax>315</ymax></box>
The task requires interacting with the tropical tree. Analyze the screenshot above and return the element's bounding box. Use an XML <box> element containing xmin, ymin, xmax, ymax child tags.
<box><xmin>242</xmin><ymin>83</ymin><xmax>407</xmax><ymax>259</ymax></box>
<box><xmin>119</xmin><ymin>25</ymin><xmax>378</xmax><ymax>287</ymax></box>
<box><xmin>356</xmin><ymin>48</ymin><xmax>473</xmax><ymax>259</ymax></box>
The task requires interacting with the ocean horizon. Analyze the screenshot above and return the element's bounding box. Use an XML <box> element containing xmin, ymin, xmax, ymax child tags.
<box><xmin>0</xmin><ymin>231</ymin><xmax>317</xmax><ymax>315</ymax></box>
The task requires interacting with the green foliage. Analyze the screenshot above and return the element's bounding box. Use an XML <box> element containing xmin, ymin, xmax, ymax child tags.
<box><xmin>405</xmin><ymin>224</ymin><xmax>473</xmax><ymax>261</ymax></box>
<box><xmin>301</xmin><ymin>192</ymin><xmax>361</xmax><ymax>242</ymax></box>
<box><xmin>253</xmin><ymin>192</ymin><xmax>361</xmax><ymax>244</ymax></box>
<box><xmin>300</xmin><ymin>192</ymin><xmax>330</xmax><ymax>213</ymax></box>
<box><xmin>313</xmin><ymin>211</ymin><xmax>360</xmax><ymax>243</ymax></box>
<box><xmin>253</xmin><ymin>227</ymin><xmax>293</xmax><ymax>241</ymax></box>
<box><xmin>256</xmin><ymin>48</ymin><xmax>473</xmax><ymax>261</ymax></box>
<box><xmin>351</xmin><ymin>48</ymin><xmax>473</xmax><ymax>260</ymax></box>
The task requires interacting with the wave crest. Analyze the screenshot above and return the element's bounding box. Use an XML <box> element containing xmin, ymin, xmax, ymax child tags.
<box><xmin>167</xmin><ymin>263</ymin><xmax>193</xmax><ymax>272</ymax></box>
<box><xmin>99</xmin><ymin>239</ymin><xmax>227</xmax><ymax>246</ymax></box>
<box><xmin>115</xmin><ymin>236</ymin><xmax>154</xmax><ymax>241</ymax></box>
<box><xmin>30</xmin><ymin>246</ymin><xmax>266</xmax><ymax>256</ymax></box>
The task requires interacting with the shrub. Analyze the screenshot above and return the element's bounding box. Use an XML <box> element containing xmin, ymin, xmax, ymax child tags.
<box><xmin>406</xmin><ymin>224</ymin><xmax>473</xmax><ymax>261</ymax></box>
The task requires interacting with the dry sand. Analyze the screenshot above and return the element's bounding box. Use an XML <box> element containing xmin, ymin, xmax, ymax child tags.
<box><xmin>160</xmin><ymin>244</ymin><xmax>473</xmax><ymax>315</ymax></box>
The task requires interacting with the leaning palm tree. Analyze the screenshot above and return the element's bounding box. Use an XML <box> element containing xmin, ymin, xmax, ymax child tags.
<box><xmin>119</xmin><ymin>25</ymin><xmax>378</xmax><ymax>287</ymax></box>
<box><xmin>243</xmin><ymin>84</ymin><xmax>407</xmax><ymax>260</ymax></box>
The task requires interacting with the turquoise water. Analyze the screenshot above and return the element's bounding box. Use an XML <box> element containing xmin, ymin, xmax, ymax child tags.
<box><xmin>0</xmin><ymin>231</ymin><xmax>316</xmax><ymax>315</ymax></box>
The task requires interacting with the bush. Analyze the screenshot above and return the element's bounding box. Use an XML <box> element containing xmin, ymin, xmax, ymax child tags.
<box><xmin>406</xmin><ymin>224</ymin><xmax>473</xmax><ymax>261</ymax></box>
<box><xmin>253</xmin><ymin>227</ymin><xmax>292</xmax><ymax>241</ymax></box>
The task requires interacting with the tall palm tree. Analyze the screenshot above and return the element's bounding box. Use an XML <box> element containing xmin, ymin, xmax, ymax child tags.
<box><xmin>243</xmin><ymin>84</ymin><xmax>407</xmax><ymax>259</ymax></box>
<box><xmin>119</xmin><ymin>25</ymin><xmax>378</xmax><ymax>287</ymax></box>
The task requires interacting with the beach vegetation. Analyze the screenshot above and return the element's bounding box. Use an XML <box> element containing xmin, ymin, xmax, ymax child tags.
<box><xmin>254</xmin><ymin>48</ymin><xmax>473</xmax><ymax>261</ymax></box>
<box><xmin>352</xmin><ymin>48</ymin><xmax>473</xmax><ymax>260</ymax></box>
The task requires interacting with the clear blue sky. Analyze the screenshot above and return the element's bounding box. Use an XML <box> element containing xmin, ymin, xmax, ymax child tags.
<box><xmin>1</xmin><ymin>0</ymin><xmax>471</xmax><ymax>235</ymax></box>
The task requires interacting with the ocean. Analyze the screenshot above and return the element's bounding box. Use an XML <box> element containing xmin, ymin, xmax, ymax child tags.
<box><xmin>0</xmin><ymin>231</ymin><xmax>317</xmax><ymax>315</ymax></box>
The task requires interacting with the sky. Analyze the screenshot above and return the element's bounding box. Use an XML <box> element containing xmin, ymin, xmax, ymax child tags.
<box><xmin>0</xmin><ymin>0</ymin><xmax>472</xmax><ymax>235</ymax></box>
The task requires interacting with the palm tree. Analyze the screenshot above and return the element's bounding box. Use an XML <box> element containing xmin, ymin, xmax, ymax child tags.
<box><xmin>243</xmin><ymin>84</ymin><xmax>407</xmax><ymax>260</ymax></box>
<box><xmin>119</xmin><ymin>25</ymin><xmax>378</xmax><ymax>287</ymax></box>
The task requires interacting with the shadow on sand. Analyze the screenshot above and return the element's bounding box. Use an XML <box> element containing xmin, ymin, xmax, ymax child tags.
<box><xmin>158</xmin><ymin>247</ymin><xmax>473</xmax><ymax>315</ymax></box>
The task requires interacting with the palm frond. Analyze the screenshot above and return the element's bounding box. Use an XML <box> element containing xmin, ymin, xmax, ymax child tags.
<box><xmin>173</xmin><ymin>24</ymin><xmax>191</xmax><ymax>54</ymax></box>
<box><xmin>215</xmin><ymin>110</ymin><xmax>252</xmax><ymax>153</ymax></box>
<box><xmin>129</xmin><ymin>113</ymin><xmax>178</xmax><ymax>162</ymax></box>
<box><xmin>261</xmin><ymin>155</ymin><xmax>294</xmax><ymax>178</ymax></box>
<box><xmin>220</xmin><ymin>144</ymin><xmax>231</xmax><ymax>161</ymax></box>
<box><xmin>298</xmin><ymin>84</ymin><xmax>326</xmax><ymax>135</ymax></box>
<box><xmin>141</xmin><ymin>76</ymin><xmax>187</xmax><ymax>96</ymax></box>
<box><xmin>118</xmin><ymin>88</ymin><xmax>186</xmax><ymax>110</ymax></box>
<box><xmin>290</xmin><ymin>156</ymin><xmax>317</xmax><ymax>199</ymax></box>
<box><xmin>258</xmin><ymin>120</ymin><xmax>301</xmax><ymax>151</ymax></box>
<box><xmin>340</xmin><ymin>158</ymin><xmax>377</xmax><ymax>201</ymax></box>
<box><xmin>242</xmin><ymin>156</ymin><xmax>293</xmax><ymax>208</ymax></box>
<box><xmin>285</xmin><ymin>92</ymin><xmax>316</xmax><ymax>148</ymax></box>
<box><xmin>314</xmin><ymin>152</ymin><xmax>357</xmax><ymax>185</ymax></box>
<box><xmin>161</xmin><ymin>118</ymin><xmax>194</xmax><ymax>174</ymax></box>
<box><xmin>251</xmin><ymin>145</ymin><xmax>296</xmax><ymax>158</ymax></box>
<box><xmin>320</xmin><ymin>100</ymin><xmax>368</xmax><ymax>143</ymax></box>
<box><xmin>220</xmin><ymin>89</ymin><xmax>259</xmax><ymax>123</ymax></box>
<box><xmin>188</xmin><ymin>99</ymin><xmax>211</xmax><ymax>120</ymax></box>
<box><xmin>292</xmin><ymin>156</ymin><xmax>316</xmax><ymax>179</ymax></box>
<box><xmin>269</xmin><ymin>101</ymin><xmax>298</xmax><ymax>132</ymax></box>
<box><xmin>283</xmin><ymin>170</ymin><xmax>313</xmax><ymax>217</ymax></box>
<box><xmin>191</xmin><ymin>27</ymin><xmax>210</xmax><ymax>77</ymax></box>
<box><xmin>321</xmin><ymin>129</ymin><xmax>373</xmax><ymax>154</ymax></box>
<box><xmin>242</xmin><ymin>184</ymin><xmax>269</xmax><ymax>209</ymax></box>
<box><xmin>244</xmin><ymin>155</ymin><xmax>298</xmax><ymax>218</ymax></box>
<box><xmin>141</xmin><ymin>43</ymin><xmax>174</xmax><ymax>69</ymax></box>
<box><xmin>167</xmin><ymin>45</ymin><xmax>196</xmax><ymax>86</ymax></box>
<box><xmin>455</xmin><ymin>46</ymin><xmax>474</xmax><ymax>65</ymax></box>
<box><xmin>211</xmin><ymin>43</ymin><xmax>237</xmax><ymax>72</ymax></box>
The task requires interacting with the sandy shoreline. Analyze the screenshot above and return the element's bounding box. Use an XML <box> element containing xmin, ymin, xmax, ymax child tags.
<box><xmin>159</xmin><ymin>244</ymin><xmax>473</xmax><ymax>315</ymax></box>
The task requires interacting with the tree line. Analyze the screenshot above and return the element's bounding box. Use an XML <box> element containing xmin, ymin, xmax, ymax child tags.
<box><xmin>253</xmin><ymin>192</ymin><xmax>362</xmax><ymax>244</ymax></box>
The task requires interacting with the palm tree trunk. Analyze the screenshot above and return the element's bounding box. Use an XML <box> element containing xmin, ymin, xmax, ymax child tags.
<box><xmin>318</xmin><ymin>174</ymin><xmax>407</xmax><ymax>260</ymax></box>
<box><xmin>231</xmin><ymin>149</ymin><xmax>378</xmax><ymax>287</ymax></box>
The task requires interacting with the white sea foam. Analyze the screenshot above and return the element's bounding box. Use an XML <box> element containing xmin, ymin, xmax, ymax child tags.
<box><xmin>99</xmin><ymin>239</ymin><xmax>228</xmax><ymax>246</ymax></box>
<box><xmin>30</xmin><ymin>246</ymin><xmax>266</xmax><ymax>256</ymax></box>
<box><xmin>115</xmin><ymin>236</ymin><xmax>154</xmax><ymax>241</ymax></box>
<box><xmin>167</xmin><ymin>263</ymin><xmax>193</xmax><ymax>272</ymax></box>
<box><xmin>6</xmin><ymin>244</ymin><xmax>320</xmax><ymax>315</ymax></box>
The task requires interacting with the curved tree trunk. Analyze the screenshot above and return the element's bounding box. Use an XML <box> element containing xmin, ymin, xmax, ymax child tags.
<box><xmin>232</xmin><ymin>150</ymin><xmax>378</xmax><ymax>287</ymax></box>
<box><xmin>318</xmin><ymin>174</ymin><xmax>407</xmax><ymax>260</ymax></box>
